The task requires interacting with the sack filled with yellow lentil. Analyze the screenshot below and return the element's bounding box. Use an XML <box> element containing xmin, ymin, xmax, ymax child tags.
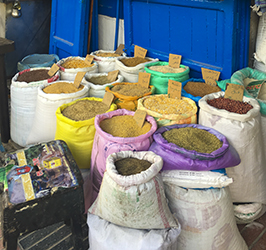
<box><xmin>149</xmin><ymin>124</ymin><xmax>240</xmax><ymax>171</ymax></box>
<box><xmin>58</xmin><ymin>56</ymin><xmax>98</xmax><ymax>81</ymax></box>
<box><xmin>55</xmin><ymin>97</ymin><xmax>117</xmax><ymax>170</ymax></box>
<box><xmin>105</xmin><ymin>82</ymin><xmax>155</xmax><ymax>111</ymax></box>
<box><xmin>137</xmin><ymin>94</ymin><xmax>197</xmax><ymax>127</ymax></box>
<box><xmin>90</xmin><ymin>108</ymin><xmax>157</xmax><ymax>206</ymax></box>
<box><xmin>144</xmin><ymin>61</ymin><xmax>190</xmax><ymax>94</ymax></box>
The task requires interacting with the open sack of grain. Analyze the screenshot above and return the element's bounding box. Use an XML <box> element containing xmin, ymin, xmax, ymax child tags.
<box><xmin>10</xmin><ymin>67</ymin><xmax>60</xmax><ymax>147</ymax></box>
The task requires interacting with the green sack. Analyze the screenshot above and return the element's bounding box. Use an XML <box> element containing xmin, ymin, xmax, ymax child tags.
<box><xmin>217</xmin><ymin>67</ymin><xmax>266</xmax><ymax>115</ymax></box>
<box><xmin>144</xmin><ymin>61</ymin><xmax>190</xmax><ymax>94</ymax></box>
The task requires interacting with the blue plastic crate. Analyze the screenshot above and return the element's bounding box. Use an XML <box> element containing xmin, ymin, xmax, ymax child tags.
<box><xmin>123</xmin><ymin>0</ymin><xmax>250</xmax><ymax>80</ymax></box>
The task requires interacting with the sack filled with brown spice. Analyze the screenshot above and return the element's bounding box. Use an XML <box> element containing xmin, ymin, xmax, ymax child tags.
<box><xmin>106</xmin><ymin>82</ymin><xmax>155</xmax><ymax>111</ymax></box>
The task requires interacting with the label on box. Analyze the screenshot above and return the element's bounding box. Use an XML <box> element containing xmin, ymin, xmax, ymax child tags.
<box><xmin>224</xmin><ymin>83</ymin><xmax>244</xmax><ymax>101</ymax></box>
<box><xmin>201</xmin><ymin>68</ymin><xmax>220</xmax><ymax>86</ymax></box>
<box><xmin>85</xmin><ymin>54</ymin><xmax>94</xmax><ymax>65</ymax></box>
<box><xmin>102</xmin><ymin>92</ymin><xmax>114</xmax><ymax>108</ymax></box>
<box><xmin>107</xmin><ymin>70</ymin><xmax>119</xmax><ymax>82</ymax></box>
<box><xmin>48</xmin><ymin>63</ymin><xmax>60</xmax><ymax>77</ymax></box>
<box><xmin>168</xmin><ymin>80</ymin><xmax>181</xmax><ymax>99</ymax></box>
<box><xmin>134</xmin><ymin>45</ymin><xmax>147</xmax><ymax>58</ymax></box>
<box><xmin>169</xmin><ymin>54</ymin><xmax>182</xmax><ymax>68</ymax></box>
<box><xmin>74</xmin><ymin>72</ymin><xmax>86</xmax><ymax>88</ymax></box>
<box><xmin>115</xmin><ymin>44</ymin><xmax>125</xmax><ymax>55</ymax></box>
<box><xmin>134</xmin><ymin>110</ymin><xmax>147</xmax><ymax>128</ymax></box>
<box><xmin>138</xmin><ymin>72</ymin><xmax>151</xmax><ymax>88</ymax></box>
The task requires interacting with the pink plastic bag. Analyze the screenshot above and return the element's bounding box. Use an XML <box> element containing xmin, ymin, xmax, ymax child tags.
<box><xmin>90</xmin><ymin>109</ymin><xmax>157</xmax><ymax>207</ymax></box>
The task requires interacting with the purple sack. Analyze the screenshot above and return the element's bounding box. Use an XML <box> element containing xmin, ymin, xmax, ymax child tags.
<box><xmin>149</xmin><ymin>124</ymin><xmax>240</xmax><ymax>171</ymax></box>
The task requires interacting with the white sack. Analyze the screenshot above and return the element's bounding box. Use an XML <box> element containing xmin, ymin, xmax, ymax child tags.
<box><xmin>90</xmin><ymin>50</ymin><xmax>127</xmax><ymax>73</ymax></box>
<box><xmin>87</xmin><ymin>213</ymin><xmax>181</xmax><ymax>250</ymax></box>
<box><xmin>163</xmin><ymin>184</ymin><xmax>248</xmax><ymax>250</ymax></box>
<box><xmin>198</xmin><ymin>91</ymin><xmax>266</xmax><ymax>204</ymax></box>
<box><xmin>114</xmin><ymin>57</ymin><xmax>159</xmax><ymax>82</ymax></box>
<box><xmin>26</xmin><ymin>81</ymin><xmax>89</xmax><ymax>146</ymax></box>
<box><xmin>58</xmin><ymin>56</ymin><xmax>98</xmax><ymax>81</ymax></box>
<box><xmin>10</xmin><ymin>68</ymin><xmax>60</xmax><ymax>147</ymax></box>
<box><xmin>84</xmin><ymin>72</ymin><xmax>124</xmax><ymax>98</ymax></box>
<box><xmin>161</xmin><ymin>170</ymin><xmax>233</xmax><ymax>189</ymax></box>
<box><xmin>89</xmin><ymin>150</ymin><xmax>178</xmax><ymax>229</ymax></box>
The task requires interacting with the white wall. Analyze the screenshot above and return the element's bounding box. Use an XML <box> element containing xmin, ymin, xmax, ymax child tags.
<box><xmin>98</xmin><ymin>14</ymin><xmax>125</xmax><ymax>51</ymax></box>
<box><xmin>0</xmin><ymin>3</ymin><xmax>6</xmax><ymax>38</ymax></box>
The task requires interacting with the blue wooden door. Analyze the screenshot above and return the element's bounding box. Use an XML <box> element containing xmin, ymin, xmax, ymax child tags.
<box><xmin>49</xmin><ymin>0</ymin><xmax>91</xmax><ymax>59</ymax></box>
<box><xmin>123</xmin><ymin>0</ymin><xmax>250</xmax><ymax>80</ymax></box>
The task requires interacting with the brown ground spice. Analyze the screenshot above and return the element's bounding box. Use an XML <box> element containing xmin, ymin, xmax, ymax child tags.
<box><xmin>62</xmin><ymin>100</ymin><xmax>109</xmax><ymax>121</ymax></box>
<box><xmin>95</xmin><ymin>52</ymin><xmax>120</xmax><ymax>57</ymax></box>
<box><xmin>120</xmin><ymin>57</ymin><xmax>151</xmax><ymax>67</ymax></box>
<box><xmin>163</xmin><ymin>127</ymin><xmax>223</xmax><ymax>154</ymax></box>
<box><xmin>111</xmin><ymin>83</ymin><xmax>151</xmax><ymax>96</ymax></box>
<box><xmin>207</xmin><ymin>97</ymin><xmax>253</xmax><ymax>114</ymax></box>
<box><xmin>61</xmin><ymin>58</ymin><xmax>94</xmax><ymax>69</ymax></box>
<box><xmin>114</xmin><ymin>157</ymin><xmax>152</xmax><ymax>176</ymax></box>
<box><xmin>183</xmin><ymin>81</ymin><xmax>221</xmax><ymax>97</ymax></box>
<box><xmin>89</xmin><ymin>75</ymin><xmax>117</xmax><ymax>85</ymax></box>
<box><xmin>42</xmin><ymin>82</ymin><xmax>84</xmax><ymax>94</ymax></box>
<box><xmin>100</xmin><ymin>115</ymin><xmax>151</xmax><ymax>137</ymax></box>
<box><xmin>17</xmin><ymin>69</ymin><xmax>52</xmax><ymax>83</ymax></box>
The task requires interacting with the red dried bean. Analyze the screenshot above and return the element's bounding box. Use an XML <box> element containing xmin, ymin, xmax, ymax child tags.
<box><xmin>207</xmin><ymin>97</ymin><xmax>253</xmax><ymax>114</ymax></box>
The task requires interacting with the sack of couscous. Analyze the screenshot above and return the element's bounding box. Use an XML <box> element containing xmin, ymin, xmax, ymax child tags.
<box><xmin>137</xmin><ymin>94</ymin><xmax>197</xmax><ymax>127</ymax></box>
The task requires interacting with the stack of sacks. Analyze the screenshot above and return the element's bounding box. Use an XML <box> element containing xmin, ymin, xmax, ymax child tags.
<box><xmin>88</xmin><ymin>151</ymin><xmax>181</xmax><ymax>250</ymax></box>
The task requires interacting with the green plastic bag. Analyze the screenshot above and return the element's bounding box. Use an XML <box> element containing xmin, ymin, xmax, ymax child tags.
<box><xmin>217</xmin><ymin>67</ymin><xmax>266</xmax><ymax>115</ymax></box>
<box><xmin>144</xmin><ymin>61</ymin><xmax>190</xmax><ymax>94</ymax></box>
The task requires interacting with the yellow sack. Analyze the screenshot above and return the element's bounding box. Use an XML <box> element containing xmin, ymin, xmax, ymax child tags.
<box><xmin>55</xmin><ymin>97</ymin><xmax>117</xmax><ymax>169</ymax></box>
<box><xmin>137</xmin><ymin>94</ymin><xmax>197</xmax><ymax>127</ymax></box>
<box><xmin>105</xmin><ymin>82</ymin><xmax>155</xmax><ymax>111</ymax></box>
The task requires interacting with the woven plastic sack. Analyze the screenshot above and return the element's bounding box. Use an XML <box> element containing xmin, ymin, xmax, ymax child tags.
<box><xmin>90</xmin><ymin>49</ymin><xmax>127</xmax><ymax>73</ymax></box>
<box><xmin>57</xmin><ymin>56</ymin><xmax>98</xmax><ymax>81</ymax></box>
<box><xmin>84</xmin><ymin>72</ymin><xmax>124</xmax><ymax>98</ymax></box>
<box><xmin>137</xmin><ymin>95</ymin><xmax>197</xmax><ymax>127</ymax></box>
<box><xmin>114</xmin><ymin>56</ymin><xmax>159</xmax><ymax>82</ymax></box>
<box><xmin>106</xmin><ymin>82</ymin><xmax>155</xmax><ymax>111</ymax></box>
<box><xmin>199</xmin><ymin>91</ymin><xmax>266</xmax><ymax>203</ymax></box>
<box><xmin>163</xmin><ymin>184</ymin><xmax>248</xmax><ymax>250</ymax></box>
<box><xmin>89</xmin><ymin>150</ymin><xmax>178</xmax><ymax>229</ymax></box>
<box><xmin>55</xmin><ymin>97</ymin><xmax>117</xmax><ymax>169</ymax></box>
<box><xmin>26</xmin><ymin>81</ymin><xmax>89</xmax><ymax>146</ymax></box>
<box><xmin>149</xmin><ymin>123</ymin><xmax>240</xmax><ymax>171</ymax></box>
<box><xmin>87</xmin><ymin>213</ymin><xmax>181</xmax><ymax>250</ymax></box>
<box><xmin>161</xmin><ymin>169</ymin><xmax>233</xmax><ymax>189</ymax></box>
<box><xmin>90</xmin><ymin>109</ymin><xmax>157</xmax><ymax>205</ymax></box>
<box><xmin>144</xmin><ymin>61</ymin><xmax>190</xmax><ymax>94</ymax></box>
<box><xmin>10</xmin><ymin>67</ymin><xmax>60</xmax><ymax>147</ymax></box>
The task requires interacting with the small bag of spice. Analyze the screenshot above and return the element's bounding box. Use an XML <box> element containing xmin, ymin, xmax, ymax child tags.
<box><xmin>106</xmin><ymin>82</ymin><xmax>155</xmax><ymax>111</ymax></box>
<box><xmin>182</xmin><ymin>78</ymin><xmax>222</xmax><ymax>106</ymax></box>
<box><xmin>149</xmin><ymin>123</ymin><xmax>240</xmax><ymax>171</ymax></box>
<box><xmin>90</xmin><ymin>49</ymin><xmax>127</xmax><ymax>73</ymax></box>
<box><xmin>57</xmin><ymin>56</ymin><xmax>98</xmax><ymax>81</ymax></box>
<box><xmin>114</xmin><ymin>56</ymin><xmax>159</xmax><ymax>82</ymax></box>
<box><xmin>84</xmin><ymin>72</ymin><xmax>124</xmax><ymax>98</ymax></box>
